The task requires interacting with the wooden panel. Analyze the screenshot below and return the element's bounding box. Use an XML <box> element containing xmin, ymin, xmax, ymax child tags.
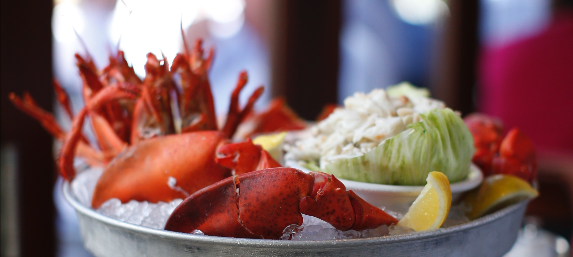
<box><xmin>271</xmin><ymin>0</ymin><xmax>341</xmax><ymax>120</ymax></box>
<box><xmin>433</xmin><ymin>0</ymin><xmax>480</xmax><ymax>115</ymax></box>
<box><xmin>1</xmin><ymin>0</ymin><xmax>56</xmax><ymax>256</ymax></box>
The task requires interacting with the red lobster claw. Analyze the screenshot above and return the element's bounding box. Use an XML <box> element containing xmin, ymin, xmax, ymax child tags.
<box><xmin>464</xmin><ymin>113</ymin><xmax>504</xmax><ymax>176</ymax></box>
<box><xmin>164</xmin><ymin>168</ymin><xmax>397</xmax><ymax>239</ymax></box>
<box><xmin>215</xmin><ymin>138</ymin><xmax>281</xmax><ymax>175</ymax></box>
<box><xmin>492</xmin><ymin>128</ymin><xmax>537</xmax><ymax>183</ymax></box>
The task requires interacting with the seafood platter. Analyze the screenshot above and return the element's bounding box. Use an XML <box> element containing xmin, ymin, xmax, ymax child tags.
<box><xmin>10</xmin><ymin>36</ymin><xmax>539</xmax><ymax>256</ymax></box>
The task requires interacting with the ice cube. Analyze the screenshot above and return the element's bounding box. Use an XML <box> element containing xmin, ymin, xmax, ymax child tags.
<box><xmin>442</xmin><ymin>204</ymin><xmax>470</xmax><ymax>228</ymax></box>
<box><xmin>70</xmin><ymin>167</ymin><xmax>103</xmax><ymax>207</ymax></box>
<box><xmin>361</xmin><ymin>225</ymin><xmax>390</xmax><ymax>238</ymax></box>
<box><xmin>96</xmin><ymin>198</ymin><xmax>183</xmax><ymax>229</ymax></box>
<box><xmin>192</xmin><ymin>230</ymin><xmax>204</xmax><ymax>235</ymax></box>
<box><xmin>389</xmin><ymin>224</ymin><xmax>415</xmax><ymax>236</ymax></box>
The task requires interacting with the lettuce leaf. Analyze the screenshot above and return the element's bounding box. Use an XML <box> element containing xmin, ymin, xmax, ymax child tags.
<box><xmin>324</xmin><ymin>108</ymin><xmax>475</xmax><ymax>185</ymax></box>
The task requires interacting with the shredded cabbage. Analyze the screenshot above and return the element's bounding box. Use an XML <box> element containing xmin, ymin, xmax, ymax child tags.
<box><xmin>324</xmin><ymin>108</ymin><xmax>475</xmax><ymax>185</ymax></box>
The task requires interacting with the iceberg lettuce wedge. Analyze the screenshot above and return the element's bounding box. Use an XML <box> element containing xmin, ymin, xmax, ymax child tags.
<box><xmin>324</xmin><ymin>108</ymin><xmax>475</xmax><ymax>185</ymax></box>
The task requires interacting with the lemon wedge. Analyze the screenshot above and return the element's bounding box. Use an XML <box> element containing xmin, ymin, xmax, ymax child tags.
<box><xmin>253</xmin><ymin>132</ymin><xmax>287</xmax><ymax>164</ymax></box>
<box><xmin>463</xmin><ymin>174</ymin><xmax>538</xmax><ymax>220</ymax></box>
<box><xmin>398</xmin><ymin>171</ymin><xmax>452</xmax><ymax>231</ymax></box>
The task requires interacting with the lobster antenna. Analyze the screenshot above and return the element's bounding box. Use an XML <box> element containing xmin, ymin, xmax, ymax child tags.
<box><xmin>115</xmin><ymin>0</ymin><xmax>134</xmax><ymax>53</ymax></box>
<box><xmin>180</xmin><ymin>15</ymin><xmax>190</xmax><ymax>57</ymax></box>
<box><xmin>62</xmin><ymin>14</ymin><xmax>93</xmax><ymax>62</ymax></box>
<box><xmin>115</xmin><ymin>34</ymin><xmax>124</xmax><ymax>54</ymax></box>
<box><xmin>160</xmin><ymin>50</ymin><xmax>168</xmax><ymax>66</ymax></box>
<box><xmin>121</xmin><ymin>0</ymin><xmax>132</xmax><ymax>14</ymax></box>
<box><xmin>105</xmin><ymin>44</ymin><xmax>112</xmax><ymax>59</ymax></box>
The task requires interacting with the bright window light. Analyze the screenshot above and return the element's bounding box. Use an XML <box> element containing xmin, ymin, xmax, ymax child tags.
<box><xmin>52</xmin><ymin>2</ymin><xmax>85</xmax><ymax>43</ymax></box>
<box><xmin>391</xmin><ymin>0</ymin><xmax>449</xmax><ymax>25</ymax></box>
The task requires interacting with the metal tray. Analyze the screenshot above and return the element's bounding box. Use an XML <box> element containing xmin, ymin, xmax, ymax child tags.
<box><xmin>63</xmin><ymin>182</ymin><xmax>527</xmax><ymax>257</ymax></box>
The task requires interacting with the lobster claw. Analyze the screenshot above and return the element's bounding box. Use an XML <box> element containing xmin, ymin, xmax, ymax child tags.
<box><xmin>300</xmin><ymin>172</ymin><xmax>397</xmax><ymax>231</ymax></box>
<box><xmin>492</xmin><ymin>128</ymin><xmax>537</xmax><ymax>183</ymax></box>
<box><xmin>464</xmin><ymin>113</ymin><xmax>504</xmax><ymax>176</ymax></box>
<box><xmin>165</xmin><ymin>168</ymin><xmax>398</xmax><ymax>239</ymax></box>
<box><xmin>215</xmin><ymin>138</ymin><xmax>281</xmax><ymax>175</ymax></box>
<box><xmin>91</xmin><ymin>131</ymin><xmax>232</xmax><ymax>209</ymax></box>
<box><xmin>257</xmin><ymin>150</ymin><xmax>281</xmax><ymax>170</ymax></box>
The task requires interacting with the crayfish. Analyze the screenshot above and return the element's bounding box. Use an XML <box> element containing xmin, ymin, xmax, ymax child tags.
<box><xmin>464</xmin><ymin>113</ymin><xmax>537</xmax><ymax>183</ymax></box>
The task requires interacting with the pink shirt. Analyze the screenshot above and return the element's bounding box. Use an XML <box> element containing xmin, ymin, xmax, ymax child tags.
<box><xmin>479</xmin><ymin>11</ymin><xmax>573</xmax><ymax>154</ymax></box>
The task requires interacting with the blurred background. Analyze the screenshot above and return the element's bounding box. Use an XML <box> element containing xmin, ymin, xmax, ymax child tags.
<box><xmin>1</xmin><ymin>0</ymin><xmax>572</xmax><ymax>256</ymax></box>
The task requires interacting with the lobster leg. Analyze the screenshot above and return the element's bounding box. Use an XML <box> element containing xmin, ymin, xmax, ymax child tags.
<box><xmin>245</xmin><ymin>98</ymin><xmax>307</xmax><ymax>137</ymax></box>
<box><xmin>172</xmin><ymin>40</ymin><xmax>220</xmax><ymax>133</ymax></box>
<box><xmin>103</xmin><ymin>50</ymin><xmax>142</xmax><ymax>85</ymax></box>
<box><xmin>256</xmin><ymin>150</ymin><xmax>281</xmax><ymax>171</ymax></box>
<box><xmin>53</xmin><ymin>80</ymin><xmax>95</xmax><ymax>145</ymax></box>
<box><xmin>77</xmin><ymin>53</ymin><xmax>135</xmax><ymax>148</ymax></box>
<box><xmin>53</xmin><ymin>79</ymin><xmax>74</xmax><ymax>120</ymax></box>
<box><xmin>9</xmin><ymin>92</ymin><xmax>104</xmax><ymax>167</ymax></box>
<box><xmin>205</xmin><ymin>47</ymin><xmax>215</xmax><ymax>72</ymax></box>
<box><xmin>165</xmin><ymin>168</ymin><xmax>398</xmax><ymax>239</ymax></box>
<box><xmin>492</xmin><ymin>128</ymin><xmax>537</xmax><ymax>183</ymax></box>
<box><xmin>131</xmin><ymin>53</ymin><xmax>176</xmax><ymax>144</ymax></box>
<box><xmin>464</xmin><ymin>113</ymin><xmax>504</xmax><ymax>176</ymax></box>
<box><xmin>58</xmin><ymin>85</ymin><xmax>139</xmax><ymax>180</ymax></box>
<box><xmin>91</xmin><ymin>113</ymin><xmax>127</xmax><ymax>153</ymax></box>
<box><xmin>9</xmin><ymin>92</ymin><xmax>67</xmax><ymax>140</ymax></box>
<box><xmin>221</xmin><ymin>71</ymin><xmax>265</xmax><ymax>139</ymax></box>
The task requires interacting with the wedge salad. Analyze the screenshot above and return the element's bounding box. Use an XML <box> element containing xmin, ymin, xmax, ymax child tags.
<box><xmin>284</xmin><ymin>83</ymin><xmax>475</xmax><ymax>185</ymax></box>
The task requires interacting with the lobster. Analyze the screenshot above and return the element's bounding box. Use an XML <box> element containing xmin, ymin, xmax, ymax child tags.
<box><xmin>464</xmin><ymin>113</ymin><xmax>504</xmax><ymax>176</ymax></box>
<box><xmin>236</xmin><ymin>98</ymin><xmax>308</xmax><ymax>139</ymax></box>
<box><xmin>10</xmin><ymin>38</ymin><xmax>282</xmax><ymax>209</ymax></box>
<box><xmin>464</xmin><ymin>113</ymin><xmax>537</xmax><ymax>183</ymax></box>
<box><xmin>492</xmin><ymin>128</ymin><xmax>537</xmax><ymax>183</ymax></box>
<box><xmin>165</xmin><ymin>167</ymin><xmax>398</xmax><ymax>239</ymax></box>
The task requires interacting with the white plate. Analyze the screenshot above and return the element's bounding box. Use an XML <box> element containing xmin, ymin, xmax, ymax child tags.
<box><xmin>285</xmin><ymin>160</ymin><xmax>483</xmax><ymax>212</ymax></box>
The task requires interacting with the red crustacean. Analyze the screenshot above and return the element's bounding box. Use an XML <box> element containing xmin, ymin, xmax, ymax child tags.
<box><xmin>91</xmin><ymin>131</ymin><xmax>281</xmax><ymax>208</ymax></box>
<box><xmin>242</xmin><ymin>98</ymin><xmax>308</xmax><ymax>137</ymax></box>
<box><xmin>464</xmin><ymin>114</ymin><xmax>537</xmax><ymax>183</ymax></box>
<box><xmin>464</xmin><ymin>113</ymin><xmax>504</xmax><ymax>176</ymax></box>
<box><xmin>9</xmin><ymin>38</ymin><xmax>282</xmax><ymax>209</ymax></box>
<box><xmin>491</xmin><ymin>128</ymin><xmax>537</xmax><ymax>183</ymax></box>
<box><xmin>165</xmin><ymin>167</ymin><xmax>398</xmax><ymax>239</ymax></box>
<box><xmin>9</xmin><ymin>26</ymin><xmax>401</xmax><ymax>240</ymax></box>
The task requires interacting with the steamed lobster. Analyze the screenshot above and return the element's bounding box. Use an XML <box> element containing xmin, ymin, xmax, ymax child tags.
<box><xmin>464</xmin><ymin>113</ymin><xmax>537</xmax><ymax>183</ymax></box>
<box><xmin>10</xmin><ymin>39</ymin><xmax>278</xmax><ymax>209</ymax></box>
<box><xmin>10</xmin><ymin>36</ymin><xmax>399</xmax><ymax>238</ymax></box>
<box><xmin>165</xmin><ymin>168</ymin><xmax>398</xmax><ymax>239</ymax></box>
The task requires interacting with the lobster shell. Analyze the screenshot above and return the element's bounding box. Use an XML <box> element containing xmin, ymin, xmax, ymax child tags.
<box><xmin>91</xmin><ymin>131</ymin><xmax>231</xmax><ymax>208</ymax></box>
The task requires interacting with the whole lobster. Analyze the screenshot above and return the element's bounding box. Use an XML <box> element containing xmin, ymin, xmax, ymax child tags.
<box><xmin>165</xmin><ymin>168</ymin><xmax>398</xmax><ymax>239</ymax></box>
<box><xmin>464</xmin><ymin>114</ymin><xmax>537</xmax><ymax>183</ymax></box>
<box><xmin>10</xmin><ymin>38</ymin><xmax>281</xmax><ymax>209</ymax></box>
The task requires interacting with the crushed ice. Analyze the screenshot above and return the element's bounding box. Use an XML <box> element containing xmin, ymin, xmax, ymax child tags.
<box><xmin>70</xmin><ymin>167</ymin><xmax>103</xmax><ymax>207</ymax></box>
<box><xmin>280</xmin><ymin>215</ymin><xmax>416</xmax><ymax>240</ymax></box>
<box><xmin>70</xmin><ymin>166</ymin><xmax>470</xmax><ymax>239</ymax></box>
<box><xmin>442</xmin><ymin>204</ymin><xmax>471</xmax><ymax>228</ymax></box>
<box><xmin>70</xmin><ymin>167</ymin><xmax>183</xmax><ymax>230</ymax></box>
<box><xmin>96</xmin><ymin>198</ymin><xmax>183</xmax><ymax>229</ymax></box>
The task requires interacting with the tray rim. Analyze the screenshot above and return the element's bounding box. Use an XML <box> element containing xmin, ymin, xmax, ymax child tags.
<box><xmin>63</xmin><ymin>181</ymin><xmax>527</xmax><ymax>248</ymax></box>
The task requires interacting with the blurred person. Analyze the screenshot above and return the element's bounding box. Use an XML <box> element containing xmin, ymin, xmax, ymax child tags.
<box><xmin>338</xmin><ymin>0</ymin><xmax>445</xmax><ymax>102</ymax></box>
<box><xmin>479</xmin><ymin>0</ymin><xmax>573</xmax><ymax>154</ymax></box>
<box><xmin>478</xmin><ymin>0</ymin><xmax>573</xmax><ymax>242</ymax></box>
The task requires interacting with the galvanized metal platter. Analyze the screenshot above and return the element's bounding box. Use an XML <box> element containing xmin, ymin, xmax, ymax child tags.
<box><xmin>63</xmin><ymin>182</ymin><xmax>527</xmax><ymax>257</ymax></box>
